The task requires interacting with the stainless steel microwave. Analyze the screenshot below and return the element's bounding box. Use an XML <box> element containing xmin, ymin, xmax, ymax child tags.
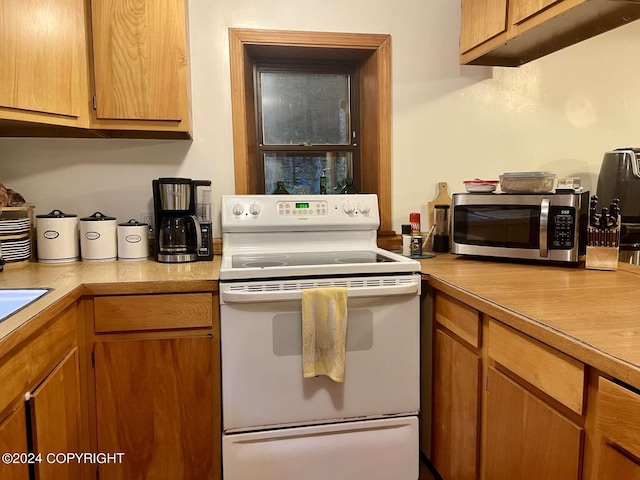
<box><xmin>451</xmin><ymin>192</ymin><xmax>589</xmax><ymax>263</ymax></box>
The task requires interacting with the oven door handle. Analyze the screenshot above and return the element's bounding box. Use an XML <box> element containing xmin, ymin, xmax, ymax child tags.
<box><xmin>220</xmin><ymin>282</ymin><xmax>420</xmax><ymax>304</ymax></box>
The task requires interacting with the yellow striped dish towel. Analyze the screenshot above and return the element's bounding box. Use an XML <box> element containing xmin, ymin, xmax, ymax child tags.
<box><xmin>302</xmin><ymin>287</ymin><xmax>348</xmax><ymax>383</ymax></box>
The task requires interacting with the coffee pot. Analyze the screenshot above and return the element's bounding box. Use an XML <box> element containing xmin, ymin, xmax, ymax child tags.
<box><xmin>152</xmin><ymin>178</ymin><xmax>203</xmax><ymax>263</ymax></box>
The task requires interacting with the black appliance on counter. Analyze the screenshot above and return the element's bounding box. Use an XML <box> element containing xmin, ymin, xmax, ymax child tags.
<box><xmin>596</xmin><ymin>148</ymin><xmax>640</xmax><ymax>264</ymax></box>
<box><xmin>152</xmin><ymin>177</ymin><xmax>213</xmax><ymax>263</ymax></box>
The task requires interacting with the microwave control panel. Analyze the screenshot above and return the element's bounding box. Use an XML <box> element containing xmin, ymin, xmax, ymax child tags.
<box><xmin>550</xmin><ymin>206</ymin><xmax>576</xmax><ymax>249</ymax></box>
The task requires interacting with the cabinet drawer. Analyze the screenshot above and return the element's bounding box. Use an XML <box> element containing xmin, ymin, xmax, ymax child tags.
<box><xmin>94</xmin><ymin>293</ymin><xmax>212</xmax><ymax>332</ymax></box>
<box><xmin>488</xmin><ymin>319</ymin><xmax>584</xmax><ymax>414</ymax></box>
<box><xmin>434</xmin><ymin>292</ymin><xmax>480</xmax><ymax>348</ymax></box>
<box><xmin>596</xmin><ymin>377</ymin><xmax>640</xmax><ymax>459</ymax></box>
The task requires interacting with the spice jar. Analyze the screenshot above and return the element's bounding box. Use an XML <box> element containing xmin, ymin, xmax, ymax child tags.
<box><xmin>401</xmin><ymin>224</ymin><xmax>411</xmax><ymax>256</ymax></box>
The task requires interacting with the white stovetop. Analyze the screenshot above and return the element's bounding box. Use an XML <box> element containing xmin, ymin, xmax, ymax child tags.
<box><xmin>219</xmin><ymin>194</ymin><xmax>419</xmax><ymax>280</ymax></box>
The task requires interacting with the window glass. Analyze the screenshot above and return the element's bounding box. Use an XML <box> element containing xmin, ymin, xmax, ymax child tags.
<box><xmin>260</xmin><ymin>72</ymin><xmax>351</xmax><ymax>145</ymax></box>
<box><xmin>264</xmin><ymin>152</ymin><xmax>352</xmax><ymax>194</ymax></box>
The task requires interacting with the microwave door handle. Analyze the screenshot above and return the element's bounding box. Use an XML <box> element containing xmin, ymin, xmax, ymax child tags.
<box><xmin>540</xmin><ymin>199</ymin><xmax>550</xmax><ymax>257</ymax></box>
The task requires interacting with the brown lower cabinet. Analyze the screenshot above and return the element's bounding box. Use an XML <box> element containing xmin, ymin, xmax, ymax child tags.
<box><xmin>89</xmin><ymin>291</ymin><xmax>219</xmax><ymax>479</ymax></box>
<box><xmin>484</xmin><ymin>367</ymin><xmax>583</xmax><ymax>479</ymax></box>
<box><xmin>432</xmin><ymin>329</ymin><xmax>480</xmax><ymax>480</ymax></box>
<box><xmin>0</xmin><ymin>302</ymin><xmax>82</xmax><ymax>480</ymax></box>
<box><xmin>594</xmin><ymin>377</ymin><xmax>640</xmax><ymax>479</ymax></box>
<box><xmin>597</xmin><ymin>443</ymin><xmax>640</xmax><ymax>479</ymax></box>
<box><xmin>29</xmin><ymin>348</ymin><xmax>83</xmax><ymax>480</ymax></box>
<box><xmin>93</xmin><ymin>336</ymin><xmax>214</xmax><ymax>480</ymax></box>
<box><xmin>0</xmin><ymin>403</ymin><xmax>30</xmax><ymax>480</ymax></box>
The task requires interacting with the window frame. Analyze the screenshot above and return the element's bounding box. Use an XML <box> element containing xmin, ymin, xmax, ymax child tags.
<box><xmin>228</xmin><ymin>28</ymin><xmax>393</xmax><ymax>236</ymax></box>
<box><xmin>254</xmin><ymin>61</ymin><xmax>361</xmax><ymax>194</ymax></box>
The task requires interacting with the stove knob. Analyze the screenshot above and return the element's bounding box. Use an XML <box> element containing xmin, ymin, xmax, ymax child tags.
<box><xmin>359</xmin><ymin>202</ymin><xmax>371</xmax><ymax>214</ymax></box>
<box><xmin>342</xmin><ymin>201</ymin><xmax>354</xmax><ymax>215</ymax></box>
<box><xmin>249</xmin><ymin>202</ymin><xmax>261</xmax><ymax>216</ymax></box>
<box><xmin>232</xmin><ymin>203</ymin><xmax>245</xmax><ymax>216</ymax></box>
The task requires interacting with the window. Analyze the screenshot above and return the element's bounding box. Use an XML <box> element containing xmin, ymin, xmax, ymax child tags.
<box><xmin>257</xmin><ymin>65</ymin><xmax>359</xmax><ymax>194</ymax></box>
<box><xmin>228</xmin><ymin>29</ymin><xmax>394</xmax><ymax>235</ymax></box>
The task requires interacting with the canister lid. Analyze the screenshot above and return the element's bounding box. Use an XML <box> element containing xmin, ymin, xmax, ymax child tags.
<box><xmin>80</xmin><ymin>212</ymin><xmax>116</xmax><ymax>221</ymax></box>
<box><xmin>118</xmin><ymin>218</ymin><xmax>148</xmax><ymax>227</ymax></box>
<box><xmin>36</xmin><ymin>209</ymin><xmax>77</xmax><ymax>218</ymax></box>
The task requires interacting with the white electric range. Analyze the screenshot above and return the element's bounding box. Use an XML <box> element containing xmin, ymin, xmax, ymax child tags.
<box><xmin>219</xmin><ymin>194</ymin><xmax>421</xmax><ymax>480</ymax></box>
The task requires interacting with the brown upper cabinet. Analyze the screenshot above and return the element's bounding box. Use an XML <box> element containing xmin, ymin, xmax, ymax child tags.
<box><xmin>0</xmin><ymin>0</ymin><xmax>91</xmax><ymax>130</ymax></box>
<box><xmin>0</xmin><ymin>0</ymin><xmax>192</xmax><ymax>138</ymax></box>
<box><xmin>89</xmin><ymin>0</ymin><xmax>191</xmax><ymax>137</ymax></box>
<box><xmin>460</xmin><ymin>0</ymin><xmax>640</xmax><ymax>66</ymax></box>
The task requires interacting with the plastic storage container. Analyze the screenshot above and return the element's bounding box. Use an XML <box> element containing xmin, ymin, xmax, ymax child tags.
<box><xmin>499</xmin><ymin>172</ymin><xmax>557</xmax><ymax>193</ymax></box>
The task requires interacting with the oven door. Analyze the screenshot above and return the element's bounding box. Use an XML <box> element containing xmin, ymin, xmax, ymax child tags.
<box><xmin>219</xmin><ymin>274</ymin><xmax>420</xmax><ymax>432</ymax></box>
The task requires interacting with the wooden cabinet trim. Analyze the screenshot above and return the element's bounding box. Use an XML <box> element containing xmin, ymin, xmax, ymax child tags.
<box><xmin>435</xmin><ymin>291</ymin><xmax>481</xmax><ymax>348</ymax></box>
<box><xmin>228</xmin><ymin>28</ymin><xmax>393</xmax><ymax>233</ymax></box>
<box><xmin>94</xmin><ymin>293</ymin><xmax>213</xmax><ymax>333</ymax></box>
<box><xmin>596</xmin><ymin>377</ymin><xmax>640</xmax><ymax>460</ymax></box>
<box><xmin>488</xmin><ymin>318</ymin><xmax>585</xmax><ymax>414</ymax></box>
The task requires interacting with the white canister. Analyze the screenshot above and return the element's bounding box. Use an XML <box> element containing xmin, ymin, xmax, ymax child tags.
<box><xmin>79</xmin><ymin>212</ymin><xmax>117</xmax><ymax>262</ymax></box>
<box><xmin>36</xmin><ymin>210</ymin><xmax>79</xmax><ymax>263</ymax></box>
<box><xmin>117</xmin><ymin>219</ymin><xmax>150</xmax><ymax>261</ymax></box>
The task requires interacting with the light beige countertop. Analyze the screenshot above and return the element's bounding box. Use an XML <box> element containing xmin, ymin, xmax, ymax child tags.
<box><xmin>420</xmin><ymin>254</ymin><xmax>640</xmax><ymax>389</ymax></box>
<box><xmin>0</xmin><ymin>257</ymin><xmax>221</xmax><ymax>347</ymax></box>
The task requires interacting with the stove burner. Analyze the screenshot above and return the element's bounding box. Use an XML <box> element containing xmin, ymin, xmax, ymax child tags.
<box><xmin>335</xmin><ymin>257</ymin><xmax>376</xmax><ymax>264</ymax></box>
<box><xmin>243</xmin><ymin>261</ymin><xmax>288</xmax><ymax>268</ymax></box>
<box><xmin>231</xmin><ymin>250</ymin><xmax>398</xmax><ymax>269</ymax></box>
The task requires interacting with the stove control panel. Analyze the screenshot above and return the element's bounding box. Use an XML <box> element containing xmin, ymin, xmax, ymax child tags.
<box><xmin>277</xmin><ymin>200</ymin><xmax>328</xmax><ymax>216</ymax></box>
<box><xmin>222</xmin><ymin>194</ymin><xmax>380</xmax><ymax>232</ymax></box>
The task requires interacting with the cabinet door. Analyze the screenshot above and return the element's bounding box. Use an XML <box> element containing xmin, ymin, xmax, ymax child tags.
<box><xmin>0</xmin><ymin>403</ymin><xmax>30</xmax><ymax>480</ymax></box>
<box><xmin>0</xmin><ymin>0</ymin><xmax>86</xmax><ymax>118</ymax></box>
<box><xmin>598</xmin><ymin>443</ymin><xmax>640</xmax><ymax>480</ymax></box>
<box><xmin>94</xmin><ymin>336</ymin><xmax>214</xmax><ymax>480</ymax></box>
<box><xmin>511</xmin><ymin>0</ymin><xmax>562</xmax><ymax>24</ymax></box>
<box><xmin>90</xmin><ymin>0</ymin><xmax>187</xmax><ymax>121</ymax></box>
<box><xmin>432</xmin><ymin>330</ymin><xmax>480</xmax><ymax>480</ymax></box>
<box><xmin>29</xmin><ymin>348</ymin><xmax>82</xmax><ymax>480</ymax></box>
<box><xmin>485</xmin><ymin>367</ymin><xmax>582</xmax><ymax>480</ymax></box>
<box><xmin>459</xmin><ymin>0</ymin><xmax>508</xmax><ymax>53</ymax></box>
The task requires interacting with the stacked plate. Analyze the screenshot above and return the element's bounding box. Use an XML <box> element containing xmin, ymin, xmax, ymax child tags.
<box><xmin>463</xmin><ymin>179</ymin><xmax>499</xmax><ymax>193</ymax></box>
<box><xmin>0</xmin><ymin>218</ymin><xmax>30</xmax><ymax>235</ymax></box>
<box><xmin>0</xmin><ymin>237</ymin><xmax>31</xmax><ymax>262</ymax></box>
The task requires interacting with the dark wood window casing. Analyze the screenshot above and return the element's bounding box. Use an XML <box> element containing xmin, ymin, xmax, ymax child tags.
<box><xmin>228</xmin><ymin>28</ymin><xmax>394</xmax><ymax>236</ymax></box>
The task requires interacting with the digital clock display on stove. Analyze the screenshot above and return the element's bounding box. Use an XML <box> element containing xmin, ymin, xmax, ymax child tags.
<box><xmin>295</xmin><ymin>202</ymin><xmax>310</xmax><ymax>209</ymax></box>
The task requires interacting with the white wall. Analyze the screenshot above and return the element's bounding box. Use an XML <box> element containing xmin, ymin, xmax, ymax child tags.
<box><xmin>1</xmin><ymin>0</ymin><xmax>639</xmax><ymax>234</ymax></box>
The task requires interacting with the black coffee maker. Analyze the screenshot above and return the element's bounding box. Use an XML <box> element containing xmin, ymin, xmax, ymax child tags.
<box><xmin>152</xmin><ymin>178</ymin><xmax>205</xmax><ymax>263</ymax></box>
